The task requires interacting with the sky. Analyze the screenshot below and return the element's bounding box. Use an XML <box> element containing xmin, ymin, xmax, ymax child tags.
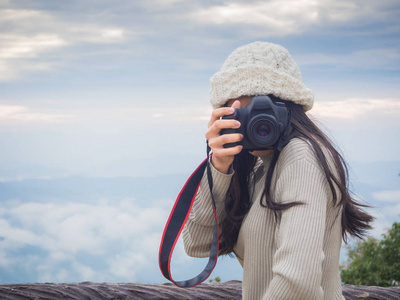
<box><xmin>0</xmin><ymin>0</ymin><xmax>400</xmax><ymax>284</ymax></box>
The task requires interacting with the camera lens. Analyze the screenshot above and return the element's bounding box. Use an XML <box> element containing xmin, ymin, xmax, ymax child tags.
<box><xmin>252</xmin><ymin>120</ymin><xmax>274</xmax><ymax>143</ymax></box>
<box><xmin>256</xmin><ymin>124</ymin><xmax>271</xmax><ymax>137</ymax></box>
<box><xmin>247</xmin><ymin>115</ymin><xmax>279</xmax><ymax>148</ymax></box>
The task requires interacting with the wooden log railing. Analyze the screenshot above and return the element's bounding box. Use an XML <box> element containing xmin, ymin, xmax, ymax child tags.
<box><xmin>0</xmin><ymin>280</ymin><xmax>399</xmax><ymax>299</ymax></box>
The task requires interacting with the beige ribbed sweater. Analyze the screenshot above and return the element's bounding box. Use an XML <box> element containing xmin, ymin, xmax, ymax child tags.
<box><xmin>183</xmin><ymin>138</ymin><xmax>345</xmax><ymax>300</ymax></box>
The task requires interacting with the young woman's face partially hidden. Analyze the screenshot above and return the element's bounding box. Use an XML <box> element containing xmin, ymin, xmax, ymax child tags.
<box><xmin>226</xmin><ymin>96</ymin><xmax>274</xmax><ymax>158</ymax></box>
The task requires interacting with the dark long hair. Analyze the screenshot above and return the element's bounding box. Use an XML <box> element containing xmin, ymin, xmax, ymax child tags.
<box><xmin>219</xmin><ymin>96</ymin><xmax>374</xmax><ymax>256</ymax></box>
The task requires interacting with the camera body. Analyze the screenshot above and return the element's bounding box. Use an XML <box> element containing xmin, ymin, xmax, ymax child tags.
<box><xmin>221</xmin><ymin>95</ymin><xmax>289</xmax><ymax>151</ymax></box>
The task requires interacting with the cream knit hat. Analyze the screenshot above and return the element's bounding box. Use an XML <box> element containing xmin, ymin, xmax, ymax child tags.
<box><xmin>210</xmin><ymin>41</ymin><xmax>314</xmax><ymax>111</ymax></box>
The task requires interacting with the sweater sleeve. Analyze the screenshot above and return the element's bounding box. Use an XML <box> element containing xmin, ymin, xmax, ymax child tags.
<box><xmin>182</xmin><ymin>159</ymin><xmax>234</xmax><ymax>258</ymax></box>
<box><xmin>263</xmin><ymin>152</ymin><xmax>329</xmax><ymax>299</ymax></box>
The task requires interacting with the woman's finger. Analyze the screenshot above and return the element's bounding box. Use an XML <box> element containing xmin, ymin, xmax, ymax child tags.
<box><xmin>207</xmin><ymin>133</ymin><xmax>242</xmax><ymax>149</ymax></box>
<box><xmin>208</xmin><ymin>119</ymin><xmax>240</xmax><ymax>136</ymax></box>
<box><xmin>212</xmin><ymin>145</ymin><xmax>243</xmax><ymax>158</ymax></box>
<box><xmin>208</xmin><ymin>107</ymin><xmax>234</xmax><ymax>128</ymax></box>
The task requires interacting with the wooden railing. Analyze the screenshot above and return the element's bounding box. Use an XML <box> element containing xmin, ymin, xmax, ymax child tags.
<box><xmin>0</xmin><ymin>280</ymin><xmax>399</xmax><ymax>299</ymax></box>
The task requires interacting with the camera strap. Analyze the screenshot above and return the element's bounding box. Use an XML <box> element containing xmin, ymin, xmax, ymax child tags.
<box><xmin>277</xmin><ymin>108</ymin><xmax>292</xmax><ymax>152</ymax></box>
<box><xmin>159</xmin><ymin>143</ymin><xmax>219</xmax><ymax>288</ymax></box>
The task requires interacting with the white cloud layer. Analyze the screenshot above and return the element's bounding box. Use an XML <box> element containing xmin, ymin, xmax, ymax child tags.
<box><xmin>0</xmin><ymin>198</ymin><xmax>170</xmax><ymax>282</ymax></box>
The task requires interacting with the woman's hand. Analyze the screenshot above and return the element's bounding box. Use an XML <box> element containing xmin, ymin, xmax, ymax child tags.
<box><xmin>206</xmin><ymin>100</ymin><xmax>243</xmax><ymax>173</ymax></box>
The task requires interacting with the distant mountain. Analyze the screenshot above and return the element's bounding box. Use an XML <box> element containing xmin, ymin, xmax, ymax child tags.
<box><xmin>1</xmin><ymin>160</ymin><xmax>398</xmax><ymax>207</ymax></box>
<box><xmin>0</xmin><ymin>173</ymin><xmax>190</xmax><ymax>204</ymax></box>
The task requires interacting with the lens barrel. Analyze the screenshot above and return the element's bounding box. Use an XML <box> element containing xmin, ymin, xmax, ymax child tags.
<box><xmin>247</xmin><ymin>115</ymin><xmax>279</xmax><ymax>148</ymax></box>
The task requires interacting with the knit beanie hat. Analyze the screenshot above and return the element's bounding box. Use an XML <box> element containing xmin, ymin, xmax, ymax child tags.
<box><xmin>210</xmin><ymin>41</ymin><xmax>314</xmax><ymax>111</ymax></box>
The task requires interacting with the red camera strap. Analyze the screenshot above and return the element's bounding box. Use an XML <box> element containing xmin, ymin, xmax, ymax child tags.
<box><xmin>158</xmin><ymin>154</ymin><xmax>220</xmax><ymax>288</ymax></box>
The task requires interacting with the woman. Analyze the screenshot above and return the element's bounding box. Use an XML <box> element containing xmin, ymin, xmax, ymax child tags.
<box><xmin>182</xmin><ymin>41</ymin><xmax>373</xmax><ymax>300</ymax></box>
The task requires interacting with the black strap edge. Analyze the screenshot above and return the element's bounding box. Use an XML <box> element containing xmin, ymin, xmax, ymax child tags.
<box><xmin>158</xmin><ymin>154</ymin><xmax>220</xmax><ymax>288</ymax></box>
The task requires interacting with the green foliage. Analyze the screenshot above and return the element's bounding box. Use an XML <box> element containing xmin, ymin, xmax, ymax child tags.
<box><xmin>208</xmin><ymin>276</ymin><xmax>221</xmax><ymax>283</ymax></box>
<box><xmin>340</xmin><ymin>222</ymin><xmax>400</xmax><ymax>287</ymax></box>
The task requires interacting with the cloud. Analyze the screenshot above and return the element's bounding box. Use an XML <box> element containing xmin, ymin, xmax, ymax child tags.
<box><xmin>0</xmin><ymin>105</ymin><xmax>75</xmax><ymax>124</ymax></box>
<box><xmin>0</xmin><ymin>8</ymin><xmax>126</xmax><ymax>44</ymax></box>
<box><xmin>311</xmin><ymin>98</ymin><xmax>400</xmax><ymax>120</ymax></box>
<box><xmin>0</xmin><ymin>34</ymin><xmax>66</xmax><ymax>58</ymax></box>
<box><xmin>187</xmin><ymin>0</ymin><xmax>399</xmax><ymax>37</ymax></box>
<box><xmin>0</xmin><ymin>198</ymin><xmax>170</xmax><ymax>282</ymax></box>
<box><xmin>379</xmin><ymin>202</ymin><xmax>400</xmax><ymax>220</ymax></box>
<box><xmin>47</xmin><ymin>105</ymin><xmax>211</xmax><ymax>133</ymax></box>
<box><xmin>373</xmin><ymin>190</ymin><xmax>400</xmax><ymax>203</ymax></box>
<box><xmin>189</xmin><ymin>0</ymin><xmax>319</xmax><ymax>36</ymax></box>
<box><xmin>140</xmin><ymin>0</ymin><xmax>186</xmax><ymax>7</ymax></box>
<box><xmin>368</xmin><ymin>202</ymin><xmax>400</xmax><ymax>241</ymax></box>
<box><xmin>358</xmin><ymin>201</ymin><xmax>397</xmax><ymax>241</ymax></box>
<box><xmin>67</xmin><ymin>26</ymin><xmax>126</xmax><ymax>44</ymax></box>
<box><xmin>319</xmin><ymin>0</ymin><xmax>400</xmax><ymax>25</ymax></box>
<box><xmin>1</xmin><ymin>0</ymin><xmax>398</xmax><ymax>82</ymax></box>
<box><xmin>0</xmin><ymin>7</ymin><xmax>127</xmax><ymax>81</ymax></box>
<box><xmin>0</xmin><ymin>32</ymin><xmax>66</xmax><ymax>80</ymax></box>
<box><xmin>297</xmin><ymin>48</ymin><xmax>400</xmax><ymax>70</ymax></box>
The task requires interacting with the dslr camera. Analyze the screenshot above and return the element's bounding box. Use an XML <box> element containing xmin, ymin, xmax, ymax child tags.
<box><xmin>221</xmin><ymin>95</ymin><xmax>290</xmax><ymax>151</ymax></box>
